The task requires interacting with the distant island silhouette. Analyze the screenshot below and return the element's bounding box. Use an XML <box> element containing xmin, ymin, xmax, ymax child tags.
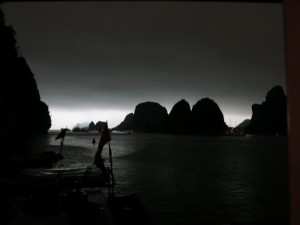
<box><xmin>113</xmin><ymin>98</ymin><xmax>228</xmax><ymax>135</ymax></box>
<box><xmin>74</xmin><ymin>98</ymin><xmax>228</xmax><ymax>135</ymax></box>
<box><xmin>72</xmin><ymin>121</ymin><xmax>106</xmax><ymax>132</ymax></box>
<box><xmin>72</xmin><ymin>85</ymin><xmax>287</xmax><ymax>136</ymax></box>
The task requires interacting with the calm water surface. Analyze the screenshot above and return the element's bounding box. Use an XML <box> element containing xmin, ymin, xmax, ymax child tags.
<box><xmin>31</xmin><ymin>132</ymin><xmax>289</xmax><ymax>225</ymax></box>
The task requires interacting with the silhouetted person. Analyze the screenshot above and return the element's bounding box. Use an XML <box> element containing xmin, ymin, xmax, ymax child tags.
<box><xmin>92</xmin><ymin>138</ymin><xmax>96</xmax><ymax>146</ymax></box>
<box><xmin>94</xmin><ymin>122</ymin><xmax>111</xmax><ymax>182</ymax></box>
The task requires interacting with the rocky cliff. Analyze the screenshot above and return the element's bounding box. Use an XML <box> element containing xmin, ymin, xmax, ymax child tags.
<box><xmin>246</xmin><ymin>85</ymin><xmax>287</xmax><ymax>135</ymax></box>
<box><xmin>114</xmin><ymin>98</ymin><xmax>227</xmax><ymax>135</ymax></box>
<box><xmin>132</xmin><ymin>102</ymin><xmax>168</xmax><ymax>132</ymax></box>
<box><xmin>89</xmin><ymin>121</ymin><xmax>106</xmax><ymax>132</ymax></box>
<box><xmin>0</xmin><ymin>7</ymin><xmax>51</xmax><ymax>136</ymax></box>
<box><xmin>191</xmin><ymin>98</ymin><xmax>227</xmax><ymax>135</ymax></box>
<box><xmin>113</xmin><ymin>113</ymin><xmax>134</xmax><ymax>131</ymax></box>
<box><xmin>164</xmin><ymin>99</ymin><xmax>192</xmax><ymax>133</ymax></box>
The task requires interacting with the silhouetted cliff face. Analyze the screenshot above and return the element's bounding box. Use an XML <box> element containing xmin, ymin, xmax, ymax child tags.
<box><xmin>0</xmin><ymin>7</ymin><xmax>51</xmax><ymax>134</ymax></box>
<box><xmin>191</xmin><ymin>98</ymin><xmax>227</xmax><ymax>135</ymax></box>
<box><xmin>164</xmin><ymin>99</ymin><xmax>192</xmax><ymax>133</ymax></box>
<box><xmin>246</xmin><ymin>86</ymin><xmax>287</xmax><ymax>135</ymax></box>
<box><xmin>236</xmin><ymin>119</ymin><xmax>251</xmax><ymax>129</ymax></box>
<box><xmin>133</xmin><ymin>102</ymin><xmax>168</xmax><ymax>132</ymax></box>
<box><xmin>113</xmin><ymin>113</ymin><xmax>134</xmax><ymax>131</ymax></box>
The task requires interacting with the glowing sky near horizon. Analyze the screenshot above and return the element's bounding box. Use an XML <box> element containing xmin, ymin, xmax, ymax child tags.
<box><xmin>2</xmin><ymin>2</ymin><xmax>286</xmax><ymax>130</ymax></box>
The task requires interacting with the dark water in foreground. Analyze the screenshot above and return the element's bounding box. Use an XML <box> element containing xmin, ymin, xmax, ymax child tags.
<box><xmin>32</xmin><ymin>132</ymin><xmax>289</xmax><ymax>225</ymax></box>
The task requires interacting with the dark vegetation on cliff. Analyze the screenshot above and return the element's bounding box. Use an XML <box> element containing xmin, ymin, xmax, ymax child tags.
<box><xmin>0</xmin><ymin>7</ymin><xmax>51</xmax><ymax>136</ymax></box>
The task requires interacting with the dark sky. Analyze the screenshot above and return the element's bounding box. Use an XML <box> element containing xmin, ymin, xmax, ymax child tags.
<box><xmin>2</xmin><ymin>1</ymin><xmax>286</xmax><ymax>129</ymax></box>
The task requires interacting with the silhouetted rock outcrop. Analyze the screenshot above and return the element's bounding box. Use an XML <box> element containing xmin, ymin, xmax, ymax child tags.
<box><xmin>133</xmin><ymin>102</ymin><xmax>168</xmax><ymax>132</ymax></box>
<box><xmin>114</xmin><ymin>99</ymin><xmax>228</xmax><ymax>135</ymax></box>
<box><xmin>89</xmin><ymin>121</ymin><xmax>96</xmax><ymax>131</ymax></box>
<box><xmin>113</xmin><ymin>113</ymin><xmax>134</xmax><ymax>131</ymax></box>
<box><xmin>236</xmin><ymin>119</ymin><xmax>251</xmax><ymax>129</ymax></box>
<box><xmin>164</xmin><ymin>99</ymin><xmax>192</xmax><ymax>133</ymax></box>
<box><xmin>191</xmin><ymin>98</ymin><xmax>227</xmax><ymax>135</ymax></box>
<box><xmin>246</xmin><ymin>86</ymin><xmax>287</xmax><ymax>135</ymax></box>
<box><xmin>88</xmin><ymin>121</ymin><xmax>105</xmax><ymax>131</ymax></box>
<box><xmin>0</xmin><ymin>7</ymin><xmax>51</xmax><ymax>136</ymax></box>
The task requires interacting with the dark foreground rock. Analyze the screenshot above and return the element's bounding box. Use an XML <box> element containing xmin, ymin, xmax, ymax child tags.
<box><xmin>0</xmin><ymin>7</ymin><xmax>51</xmax><ymax>136</ymax></box>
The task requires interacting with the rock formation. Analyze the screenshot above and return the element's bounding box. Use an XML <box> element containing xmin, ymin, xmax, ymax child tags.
<box><xmin>89</xmin><ymin>121</ymin><xmax>96</xmax><ymax>131</ymax></box>
<box><xmin>235</xmin><ymin>119</ymin><xmax>251</xmax><ymax>129</ymax></box>
<box><xmin>246</xmin><ymin>85</ymin><xmax>287</xmax><ymax>135</ymax></box>
<box><xmin>72</xmin><ymin>121</ymin><xmax>106</xmax><ymax>132</ymax></box>
<box><xmin>0</xmin><ymin>7</ymin><xmax>51</xmax><ymax>136</ymax></box>
<box><xmin>133</xmin><ymin>102</ymin><xmax>168</xmax><ymax>132</ymax></box>
<box><xmin>191</xmin><ymin>98</ymin><xmax>227</xmax><ymax>135</ymax></box>
<box><xmin>112</xmin><ymin>113</ymin><xmax>134</xmax><ymax>131</ymax></box>
<box><xmin>114</xmin><ymin>99</ymin><xmax>227</xmax><ymax>135</ymax></box>
<box><xmin>164</xmin><ymin>99</ymin><xmax>192</xmax><ymax>133</ymax></box>
<box><xmin>89</xmin><ymin>121</ymin><xmax>105</xmax><ymax>131</ymax></box>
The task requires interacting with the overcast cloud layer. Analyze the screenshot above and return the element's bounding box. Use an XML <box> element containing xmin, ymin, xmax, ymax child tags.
<box><xmin>2</xmin><ymin>2</ymin><xmax>286</xmax><ymax>128</ymax></box>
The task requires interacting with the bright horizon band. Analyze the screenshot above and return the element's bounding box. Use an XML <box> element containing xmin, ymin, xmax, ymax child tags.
<box><xmin>50</xmin><ymin>108</ymin><xmax>250</xmax><ymax>130</ymax></box>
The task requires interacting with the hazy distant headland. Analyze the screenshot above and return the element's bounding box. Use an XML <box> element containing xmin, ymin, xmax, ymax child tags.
<box><xmin>0</xmin><ymin>7</ymin><xmax>51</xmax><ymax>137</ymax></box>
<box><xmin>72</xmin><ymin>121</ymin><xmax>106</xmax><ymax>132</ymax></box>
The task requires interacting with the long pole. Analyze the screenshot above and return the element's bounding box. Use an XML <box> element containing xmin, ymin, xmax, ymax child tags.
<box><xmin>108</xmin><ymin>142</ymin><xmax>115</xmax><ymax>198</ymax></box>
<box><xmin>59</xmin><ymin>137</ymin><xmax>64</xmax><ymax>154</ymax></box>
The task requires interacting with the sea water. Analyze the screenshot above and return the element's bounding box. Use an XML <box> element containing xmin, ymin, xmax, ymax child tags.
<box><xmin>30</xmin><ymin>131</ymin><xmax>289</xmax><ymax>225</ymax></box>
